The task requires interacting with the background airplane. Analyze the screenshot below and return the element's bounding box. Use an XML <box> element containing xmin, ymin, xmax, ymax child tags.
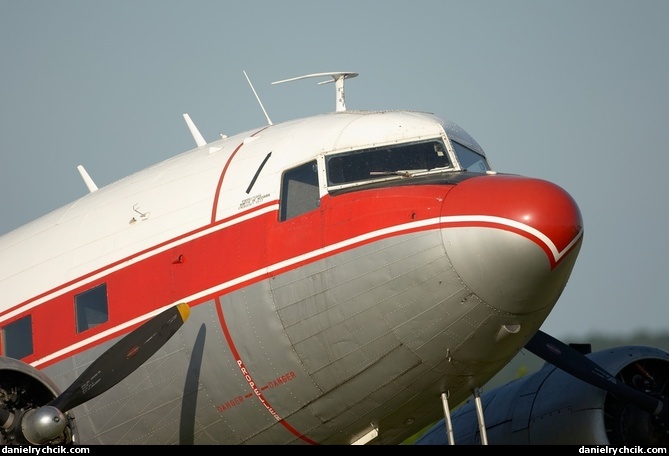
<box><xmin>414</xmin><ymin>340</ymin><xmax>669</xmax><ymax>445</ymax></box>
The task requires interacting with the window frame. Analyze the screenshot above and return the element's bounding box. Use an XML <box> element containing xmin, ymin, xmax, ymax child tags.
<box><xmin>279</xmin><ymin>160</ymin><xmax>321</xmax><ymax>222</ymax></box>
<box><xmin>75</xmin><ymin>283</ymin><xmax>109</xmax><ymax>334</ymax></box>
<box><xmin>1</xmin><ymin>314</ymin><xmax>34</xmax><ymax>360</ymax></box>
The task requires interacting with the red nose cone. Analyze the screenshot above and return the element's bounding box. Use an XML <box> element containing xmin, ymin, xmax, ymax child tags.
<box><xmin>441</xmin><ymin>174</ymin><xmax>583</xmax><ymax>268</ymax></box>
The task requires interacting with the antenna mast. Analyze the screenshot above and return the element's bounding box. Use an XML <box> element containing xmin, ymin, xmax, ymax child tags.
<box><xmin>244</xmin><ymin>70</ymin><xmax>273</xmax><ymax>125</ymax></box>
<box><xmin>272</xmin><ymin>72</ymin><xmax>358</xmax><ymax>112</ymax></box>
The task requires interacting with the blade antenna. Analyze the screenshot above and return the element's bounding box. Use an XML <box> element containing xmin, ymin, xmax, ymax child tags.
<box><xmin>77</xmin><ymin>165</ymin><xmax>98</xmax><ymax>193</ymax></box>
<box><xmin>244</xmin><ymin>70</ymin><xmax>272</xmax><ymax>126</ymax></box>
<box><xmin>183</xmin><ymin>113</ymin><xmax>207</xmax><ymax>147</ymax></box>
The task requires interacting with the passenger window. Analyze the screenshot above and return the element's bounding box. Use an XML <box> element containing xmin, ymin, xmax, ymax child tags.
<box><xmin>279</xmin><ymin>160</ymin><xmax>320</xmax><ymax>221</ymax></box>
<box><xmin>75</xmin><ymin>283</ymin><xmax>109</xmax><ymax>333</ymax></box>
<box><xmin>2</xmin><ymin>315</ymin><xmax>33</xmax><ymax>359</ymax></box>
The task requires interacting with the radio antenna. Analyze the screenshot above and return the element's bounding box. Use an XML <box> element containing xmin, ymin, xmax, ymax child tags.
<box><xmin>272</xmin><ymin>72</ymin><xmax>358</xmax><ymax>112</ymax></box>
<box><xmin>244</xmin><ymin>70</ymin><xmax>272</xmax><ymax>125</ymax></box>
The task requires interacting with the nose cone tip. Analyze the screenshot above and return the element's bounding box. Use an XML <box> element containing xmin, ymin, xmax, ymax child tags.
<box><xmin>443</xmin><ymin>174</ymin><xmax>583</xmax><ymax>266</ymax></box>
<box><xmin>441</xmin><ymin>174</ymin><xmax>583</xmax><ymax>314</ymax></box>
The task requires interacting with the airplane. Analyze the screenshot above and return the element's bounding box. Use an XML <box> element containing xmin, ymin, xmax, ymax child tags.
<box><xmin>0</xmin><ymin>71</ymin><xmax>665</xmax><ymax>445</ymax></box>
<box><xmin>414</xmin><ymin>340</ymin><xmax>669</xmax><ymax>445</ymax></box>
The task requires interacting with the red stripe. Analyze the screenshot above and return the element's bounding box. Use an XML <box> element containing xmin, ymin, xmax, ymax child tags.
<box><xmin>211</xmin><ymin>126</ymin><xmax>271</xmax><ymax>223</ymax></box>
<box><xmin>0</xmin><ymin>200</ymin><xmax>279</xmax><ymax>321</ymax></box>
<box><xmin>211</xmin><ymin>141</ymin><xmax>245</xmax><ymax>223</ymax></box>
<box><xmin>7</xmin><ymin>184</ymin><xmax>579</xmax><ymax>369</ymax></box>
<box><xmin>442</xmin><ymin>220</ymin><xmax>561</xmax><ymax>268</ymax></box>
<box><xmin>441</xmin><ymin>174</ymin><xmax>583</xmax><ymax>255</ymax></box>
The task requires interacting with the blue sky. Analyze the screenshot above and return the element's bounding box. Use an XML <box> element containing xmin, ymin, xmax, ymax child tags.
<box><xmin>1</xmin><ymin>1</ymin><xmax>668</xmax><ymax>341</ymax></box>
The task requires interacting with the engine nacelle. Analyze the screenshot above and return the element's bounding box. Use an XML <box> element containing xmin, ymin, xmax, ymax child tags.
<box><xmin>416</xmin><ymin>345</ymin><xmax>669</xmax><ymax>445</ymax></box>
<box><xmin>0</xmin><ymin>356</ymin><xmax>77</xmax><ymax>445</ymax></box>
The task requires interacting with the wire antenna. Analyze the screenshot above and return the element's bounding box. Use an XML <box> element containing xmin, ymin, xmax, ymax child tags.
<box><xmin>244</xmin><ymin>71</ymin><xmax>272</xmax><ymax>125</ymax></box>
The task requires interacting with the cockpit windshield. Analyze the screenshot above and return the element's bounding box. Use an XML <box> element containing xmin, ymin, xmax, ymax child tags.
<box><xmin>325</xmin><ymin>138</ymin><xmax>491</xmax><ymax>189</ymax></box>
<box><xmin>326</xmin><ymin>140</ymin><xmax>452</xmax><ymax>187</ymax></box>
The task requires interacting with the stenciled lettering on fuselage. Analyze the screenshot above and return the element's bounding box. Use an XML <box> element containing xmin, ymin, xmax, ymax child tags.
<box><xmin>215</xmin><ymin>359</ymin><xmax>297</xmax><ymax>416</ymax></box>
<box><xmin>238</xmin><ymin>193</ymin><xmax>271</xmax><ymax>211</ymax></box>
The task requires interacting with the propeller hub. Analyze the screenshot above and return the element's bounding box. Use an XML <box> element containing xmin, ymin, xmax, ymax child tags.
<box><xmin>21</xmin><ymin>406</ymin><xmax>67</xmax><ymax>445</ymax></box>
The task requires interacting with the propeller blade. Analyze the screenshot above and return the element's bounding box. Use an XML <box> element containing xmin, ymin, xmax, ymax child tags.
<box><xmin>525</xmin><ymin>330</ymin><xmax>666</xmax><ymax>420</ymax></box>
<box><xmin>49</xmin><ymin>303</ymin><xmax>190</xmax><ymax>413</ymax></box>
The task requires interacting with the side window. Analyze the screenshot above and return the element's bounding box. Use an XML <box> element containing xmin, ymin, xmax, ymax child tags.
<box><xmin>75</xmin><ymin>283</ymin><xmax>109</xmax><ymax>333</ymax></box>
<box><xmin>279</xmin><ymin>161</ymin><xmax>320</xmax><ymax>221</ymax></box>
<box><xmin>451</xmin><ymin>141</ymin><xmax>490</xmax><ymax>172</ymax></box>
<box><xmin>2</xmin><ymin>315</ymin><xmax>33</xmax><ymax>359</ymax></box>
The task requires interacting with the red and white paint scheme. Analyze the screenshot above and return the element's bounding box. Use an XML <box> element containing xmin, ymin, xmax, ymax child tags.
<box><xmin>0</xmin><ymin>72</ymin><xmax>585</xmax><ymax>445</ymax></box>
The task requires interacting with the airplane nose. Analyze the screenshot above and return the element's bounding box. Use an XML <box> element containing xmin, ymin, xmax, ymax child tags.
<box><xmin>440</xmin><ymin>174</ymin><xmax>583</xmax><ymax>315</ymax></box>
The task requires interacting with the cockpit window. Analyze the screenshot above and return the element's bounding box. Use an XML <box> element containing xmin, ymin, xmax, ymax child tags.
<box><xmin>451</xmin><ymin>141</ymin><xmax>490</xmax><ymax>173</ymax></box>
<box><xmin>326</xmin><ymin>140</ymin><xmax>451</xmax><ymax>186</ymax></box>
<box><xmin>279</xmin><ymin>160</ymin><xmax>320</xmax><ymax>221</ymax></box>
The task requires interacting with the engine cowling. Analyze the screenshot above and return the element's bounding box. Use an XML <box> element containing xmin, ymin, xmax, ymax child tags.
<box><xmin>415</xmin><ymin>345</ymin><xmax>669</xmax><ymax>445</ymax></box>
<box><xmin>0</xmin><ymin>356</ymin><xmax>77</xmax><ymax>445</ymax></box>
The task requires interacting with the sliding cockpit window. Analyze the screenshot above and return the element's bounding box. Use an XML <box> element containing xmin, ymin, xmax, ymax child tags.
<box><xmin>279</xmin><ymin>160</ymin><xmax>320</xmax><ymax>221</ymax></box>
<box><xmin>451</xmin><ymin>141</ymin><xmax>490</xmax><ymax>173</ymax></box>
<box><xmin>326</xmin><ymin>140</ymin><xmax>452</xmax><ymax>186</ymax></box>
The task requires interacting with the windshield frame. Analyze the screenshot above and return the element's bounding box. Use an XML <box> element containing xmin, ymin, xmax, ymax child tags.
<box><xmin>450</xmin><ymin>140</ymin><xmax>491</xmax><ymax>173</ymax></box>
<box><xmin>325</xmin><ymin>138</ymin><xmax>456</xmax><ymax>191</ymax></box>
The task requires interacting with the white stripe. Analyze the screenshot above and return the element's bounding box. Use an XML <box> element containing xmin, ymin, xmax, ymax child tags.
<box><xmin>441</xmin><ymin>215</ymin><xmax>583</xmax><ymax>262</ymax></box>
<box><xmin>32</xmin><ymin>303</ymin><xmax>176</xmax><ymax>367</ymax></box>
<box><xmin>30</xmin><ymin>214</ymin><xmax>581</xmax><ymax>367</ymax></box>
<box><xmin>1</xmin><ymin>204</ymin><xmax>279</xmax><ymax>325</ymax></box>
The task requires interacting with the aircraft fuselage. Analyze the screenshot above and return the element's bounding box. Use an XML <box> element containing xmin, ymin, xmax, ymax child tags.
<box><xmin>0</xmin><ymin>110</ymin><xmax>583</xmax><ymax>444</ymax></box>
